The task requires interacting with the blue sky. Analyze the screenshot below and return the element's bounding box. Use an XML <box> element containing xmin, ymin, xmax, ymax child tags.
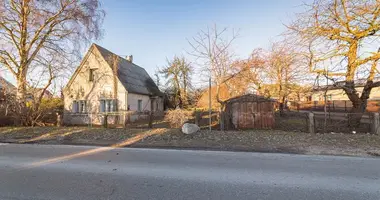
<box><xmin>2</xmin><ymin>0</ymin><xmax>310</xmax><ymax>87</ymax></box>
<box><xmin>97</xmin><ymin>0</ymin><xmax>310</xmax><ymax>84</ymax></box>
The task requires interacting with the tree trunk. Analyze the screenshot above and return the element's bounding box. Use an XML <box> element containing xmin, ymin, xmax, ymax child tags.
<box><xmin>177</xmin><ymin>90</ymin><xmax>183</xmax><ymax>108</ymax></box>
<box><xmin>16</xmin><ymin>76</ymin><xmax>27</xmax><ymax>104</ymax></box>
<box><xmin>349</xmin><ymin>100</ymin><xmax>366</xmax><ymax>129</ymax></box>
<box><xmin>345</xmin><ymin>80</ymin><xmax>371</xmax><ymax>129</ymax></box>
<box><xmin>16</xmin><ymin>75</ymin><xmax>27</xmax><ymax>125</ymax></box>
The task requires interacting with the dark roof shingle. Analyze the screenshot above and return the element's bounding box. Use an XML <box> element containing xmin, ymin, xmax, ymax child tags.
<box><xmin>94</xmin><ymin>44</ymin><xmax>162</xmax><ymax>96</ymax></box>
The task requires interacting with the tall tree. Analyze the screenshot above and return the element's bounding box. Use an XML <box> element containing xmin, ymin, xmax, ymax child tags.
<box><xmin>265</xmin><ymin>42</ymin><xmax>305</xmax><ymax>112</ymax></box>
<box><xmin>288</xmin><ymin>0</ymin><xmax>380</xmax><ymax>126</ymax></box>
<box><xmin>0</xmin><ymin>0</ymin><xmax>104</xmax><ymax>123</ymax></box>
<box><xmin>188</xmin><ymin>25</ymin><xmax>238</xmax><ymax>110</ymax></box>
<box><xmin>189</xmin><ymin>26</ymin><xmax>264</xmax><ymax>110</ymax></box>
<box><xmin>178</xmin><ymin>57</ymin><xmax>192</xmax><ymax>107</ymax></box>
<box><xmin>160</xmin><ymin>56</ymin><xmax>192</xmax><ymax>108</ymax></box>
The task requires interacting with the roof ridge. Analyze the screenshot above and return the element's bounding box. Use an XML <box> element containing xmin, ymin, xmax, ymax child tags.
<box><xmin>93</xmin><ymin>43</ymin><xmax>146</xmax><ymax>70</ymax></box>
<box><xmin>92</xmin><ymin>43</ymin><xmax>162</xmax><ymax>96</ymax></box>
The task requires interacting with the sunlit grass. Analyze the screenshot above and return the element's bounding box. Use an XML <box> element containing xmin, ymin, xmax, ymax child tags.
<box><xmin>26</xmin><ymin>128</ymin><xmax>167</xmax><ymax>168</ymax></box>
<box><xmin>18</xmin><ymin>128</ymin><xmax>87</xmax><ymax>143</ymax></box>
<box><xmin>0</xmin><ymin>127</ymin><xmax>26</xmax><ymax>135</ymax></box>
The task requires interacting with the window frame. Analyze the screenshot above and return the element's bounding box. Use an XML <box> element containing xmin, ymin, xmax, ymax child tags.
<box><xmin>73</xmin><ymin>100</ymin><xmax>87</xmax><ymax>113</ymax></box>
<box><xmin>99</xmin><ymin>99</ymin><xmax>117</xmax><ymax>113</ymax></box>
<box><xmin>89</xmin><ymin>69</ymin><xmax>94</xmax><ymax>82</ymax></box>
<box><xmin>137</xmin><ymin>99</ymin><xmax>142</xmax><ymax>112</ymax></box>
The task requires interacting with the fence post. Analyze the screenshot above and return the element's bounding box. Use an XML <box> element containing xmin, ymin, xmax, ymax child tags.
<box><xmin>344</xmin><ymin>101</ymin><xmax>347</xmax><ymax>111</ymax></box>
<box><xmin>219</xmin><ymin>111</ymin><xmax>225</xmax><ymax>131</ymax></box>
<box><xmin>148</xmin><ymin>111</ymin><xmax>153</xmax><ymax>128</ymax></box>
<box><xmin>333</xmin><ymin>101</ymin><xmax>335</xmax><ymax>111</ymax></box>
<box><xmin>195</xmin><ymin>111</ymin><xmax>200</xmax><ymax>126</ymax></box>
<box><xmin>103</xmin><ymin>114</ymin><xmax>108</xmax><ymax>128</ymax></box>
<box><xmin>373</xmin><ymin>113</ymin><xmax>380</xmax><ymax>135</ymax></box>
<box><xmin>308</xmin><ymin>112</ymin><xmax>315</xmax><ymax>134</ymax></box>
<box><xmin>56</xmin><ymin>113</ymin><xmax>61</xmax><ymax>127</ymax></box>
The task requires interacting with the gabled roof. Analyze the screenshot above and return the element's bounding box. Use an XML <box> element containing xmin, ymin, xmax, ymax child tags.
<box><xmin>0</xmin><ymin>76</ymin><xmax>16</xmax><ymax>92</ymax></box>
<box><xmin>66</xmin><ymin>44</ymin><xmax>162</xmax><ymax>96</ymax></box>
<box><xmin>93</xmin><ymin>44</ymin><xmax>162</xmax><ymax>96</ymax></box>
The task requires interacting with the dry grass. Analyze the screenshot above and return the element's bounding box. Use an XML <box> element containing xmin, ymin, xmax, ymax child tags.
<box><xmin>0</xmin><ymin>126</ymin><xmax>380</xmax><ymax>156</ymax></box>
<box><xmin>164</xmin><ymin>109</ymin><xmax>193</xmax><ymax>128</ymax></box>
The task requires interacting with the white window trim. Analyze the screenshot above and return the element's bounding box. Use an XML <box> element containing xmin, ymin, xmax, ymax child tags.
<box><xmin>73</xmin><ymin>100</ymin><xmax>87</xmax><ymax>113</ymax></box>
<box><xmin>99</xmin><ymin>99</ymin><xmax>117</xmax><ymax>113</ymax></box>
<box><xmin>137</xmin><ymin>99</ymin><xmax>143</xmax><ymax>112</ymax></box>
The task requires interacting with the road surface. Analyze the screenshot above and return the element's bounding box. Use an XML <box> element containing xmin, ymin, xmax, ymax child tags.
<box><xmin>0</xmin><ymin>143</ymin><xmax>379</xmax><ymax>200</ymax></box>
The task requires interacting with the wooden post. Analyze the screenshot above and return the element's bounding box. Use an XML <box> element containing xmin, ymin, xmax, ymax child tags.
<box><xmin>195</xmin><ymin>111</ymin><xmax>200</xmax><ymax>126</ymax></box>
<box><xmin>123</xmin><ymin>113</ymin><xmax>126</xmax><ymax>128</ymax></box>
<box><xmin>219</xmin><ymin>111</ymin><xmax>224</xmax><ymax>131</ymax></box>
<box><xmin>103</xmin><ymin>114</ymin><xmax>108</xmax><ymax>128</ymax></box>
<box><xmin>344</xmin><ymin>101</ymin><xmax>347</xmax><ymax>111</ymax></box>
<box><xmin>297</xmin><ymin>103</ymin><xmax>300</xmax><ymax>112</ymax></box>
<box><xmin>373</xmin><ymin>113</ymin><xmax>380</xmax><ymax>135</ymax></box>
<box><xmin>148</xmin><ymin>111</ymin><xmax>153</xmax><ymax>128</ymax></box>
<box><xmin>208</xmin><ymin>77</ymin><xmax>212</xmax><ymax>131</ymax></box>
<box><xmin>332</xmin><ymin>101</ymin><xmax>335</xmax><ymax>111</ymax></box>
<box><xmin>308</xmin><ymin>112</ymin><xmax>315</xmax><ymax>134</ymax></box>
<box><xmin>56</xmin><ymin>113</ymin><xmax>61</xmax><ymax>127</ymax></box>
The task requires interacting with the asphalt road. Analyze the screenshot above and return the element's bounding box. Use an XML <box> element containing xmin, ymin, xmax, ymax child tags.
<box><xmin>0</xmin><ymin>144</ymin><xmax>379</xmax><ymax>200</ymax></box>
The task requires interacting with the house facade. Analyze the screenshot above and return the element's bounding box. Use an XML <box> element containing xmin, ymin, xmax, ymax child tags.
<box><xmin>63</xmin><ymin>44</ymin><xmax>163</xmax><ymax>125</ymax></box>
<box><xmin>0</xmin><ymin>76</ymin><xmax>16</xmax><ymax>103</ymax></box>
<box><xmin>311</xmin><ymin>86</ymin><xmax>380</xmax><ymax>101</ymax></box>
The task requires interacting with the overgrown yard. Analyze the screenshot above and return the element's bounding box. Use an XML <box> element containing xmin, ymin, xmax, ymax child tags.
<box><xmin>0</xmin><ymin>126</ymin><xmax>379</xmax><ymax>157</ymax></box>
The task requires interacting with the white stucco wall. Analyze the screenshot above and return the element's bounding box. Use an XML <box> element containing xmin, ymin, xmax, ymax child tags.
<box><xmin>311</xmin><ymin>87</ymin><xmax>380</xmax><ymax>101</ymax></box>
<box><xmin>126</xmin><ymin>93</ymin><xmax>164</xmax><ymax>112</ymax></box>
<box><xmin>63</xmin><ymin>46</ymin><xmax>127</xmax><ymax>124</ymax></box>
<box><xmin>127</xmin><ymin>93</ymin><xmax>151</xmax><ymax>112</ymax></box>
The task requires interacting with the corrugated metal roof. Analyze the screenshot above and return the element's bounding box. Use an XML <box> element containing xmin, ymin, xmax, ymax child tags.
<box><xmin>93</xmin><ymin>44</ymin><xmax>162</xmax><ymax>96</ymax></box>
<box><xmin>226</xmin><ymin>94</ymin><xmax>276</xmax><ymax>103</ymax></box>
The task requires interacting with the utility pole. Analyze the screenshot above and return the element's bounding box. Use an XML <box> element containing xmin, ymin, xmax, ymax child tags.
<box><xmin>324</xmin><ymin>68</ymin><xmax>328</xmax><ymax>133</ymax></box>
<box><xmin>209</xmin><ymin>76</ymin><xmax>212</xmax><ymax>131</ymax></box>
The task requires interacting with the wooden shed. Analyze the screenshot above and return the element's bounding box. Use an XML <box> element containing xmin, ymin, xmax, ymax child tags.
<box><xmin>224</xmin><ymin>94</ymin><xmax>275</xmax><ymax>129</ymax></box>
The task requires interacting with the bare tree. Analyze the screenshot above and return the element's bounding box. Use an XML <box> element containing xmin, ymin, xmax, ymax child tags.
<box><xmin>265</xmin><ymin>42</ymin><xmax>306</xmax><ymax>112</ymax></box>
<box><xmin>0</xmin><ymin>0</ymin><xmax>104</xmax><ymax>124</ymax></box>
<box><xmin>188</xmin><ymin>25</ymin><xmax>239</xmax><ymax>110</ymax></box>
<box><xmin>288</xmin><ymin>0</ymin><xmax>380</xmax><ymax>126</ymax></box>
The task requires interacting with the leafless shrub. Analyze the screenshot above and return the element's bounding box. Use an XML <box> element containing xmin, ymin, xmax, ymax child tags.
<box><xmin>164</xmin><ymin>109</ymin><xmax>193</xmax><ymax>128</ymax></box>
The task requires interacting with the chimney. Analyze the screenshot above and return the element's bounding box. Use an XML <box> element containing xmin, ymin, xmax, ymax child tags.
<box><xmin>126</xmin><ymin>55</ymin><xmax>133</xmax><ymax>63</ymax></box>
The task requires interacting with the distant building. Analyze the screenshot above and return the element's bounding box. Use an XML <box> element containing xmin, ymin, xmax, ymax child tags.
<box><xmin>0</xmin><ymin>76</ymin><xmax>16</xmax><ymax>102</ymax></box>
<box><xmin>311</xmin><ymin>78</ymin><xmax>380</xmax><ymax>101</ymax></box>
<box><xmin>26</xmin><ymin>88</ymin><xmax>53</xmax><ymax>101</ymax></box>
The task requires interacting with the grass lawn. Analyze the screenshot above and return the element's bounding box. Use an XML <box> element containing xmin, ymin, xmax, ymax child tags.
<box><xmin>0</xmin><ymin>126</ymin><xmax>379</xmax><ymax>157</ymax></box>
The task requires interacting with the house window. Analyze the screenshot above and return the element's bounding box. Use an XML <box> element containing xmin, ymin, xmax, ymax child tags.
<box><xmin>73</xmin><ymin>100</ymin><xmax>87</xmax><ymax>113</ymax></box>
<box><xmin>138</xmin><ymin>100</ymin><xmax>142</xmax><ymax>112</ymax></box>
<box><xmin>100</xmin><ymin>99</ymin><xmax>117</xmax><ymax>112</ymax></box>
<box><xmin>89</xmin><ymin>69</ymin><xmax>94</xmax><ymax>81</ymax></box>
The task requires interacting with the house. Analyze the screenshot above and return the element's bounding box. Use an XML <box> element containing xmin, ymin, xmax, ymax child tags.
<box><xmin>63</xmin><ymin>44</ymin><xmax>163</xmax><ymax>125</ymax></box>
<box><xmin>0</xmin><ymin>76</ymin><xmax>16</xmax><ymax>102</ymax></box>
<box><xmin>26</xmin><ymin>88</ymin><xmax>53</xmax><ymax>101</ymax></box>
<box><xmin>311</xmin><ymin>78</ymin><xmax>380</xmax><ymax>101</ymax></box>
